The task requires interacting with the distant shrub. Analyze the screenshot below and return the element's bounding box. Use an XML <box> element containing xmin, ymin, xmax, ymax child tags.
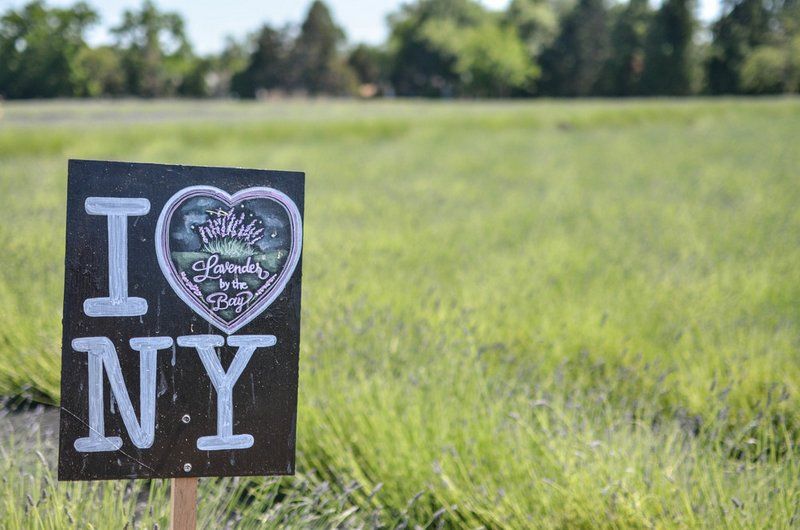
<box><xmin>741</xmin><ymin>46</ymin><xmax>788</xmax><ymax>94</ymax></box>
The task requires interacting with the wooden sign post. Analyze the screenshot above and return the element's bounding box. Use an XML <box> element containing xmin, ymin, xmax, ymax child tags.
<box><xmin>57</xmin><ymin>160</ymin><xmax>305</xmax><ymax>528</ymax></box>
<box><xmin>170</xmin><ymin>478</ymin><xmax>198</xmax><ymax>529</ymax></box>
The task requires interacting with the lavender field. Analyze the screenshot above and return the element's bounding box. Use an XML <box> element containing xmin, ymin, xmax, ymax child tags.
<box><xmin>1</xmin><ymin>98</ymin><xmax>799</xmax><ymax>528</ymax></box>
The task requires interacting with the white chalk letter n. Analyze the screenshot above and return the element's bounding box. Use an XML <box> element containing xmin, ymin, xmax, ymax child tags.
<box><xmin>73</xmin><ymin>337</ymin><xmax>173</xmax><ymax>452</ymax></box>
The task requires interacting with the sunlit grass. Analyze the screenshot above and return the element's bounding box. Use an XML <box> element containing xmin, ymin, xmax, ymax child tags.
<box><xmin>0</xmin><ymin>410</ymin><xmax>372</xmax><ymax>529</ymax></box>
<box><xmin>0</xmin><ymin>98</ymin><xmax>799</xmax><ymax>527</ymax></box>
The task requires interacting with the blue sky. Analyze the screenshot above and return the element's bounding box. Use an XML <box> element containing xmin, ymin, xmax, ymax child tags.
<box><xmin>7</xmin><ymin>0</ymin><xmax>724</xmax><ymax>55</ymax></box>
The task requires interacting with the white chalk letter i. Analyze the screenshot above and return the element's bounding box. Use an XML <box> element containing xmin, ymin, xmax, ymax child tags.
<box><xmin>83</xmin><ymin>197</ymin><xmax>150</xmax><ymax>317</ymax></box>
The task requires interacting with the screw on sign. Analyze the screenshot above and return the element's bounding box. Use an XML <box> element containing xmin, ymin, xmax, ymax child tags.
<box><xmin>57</xmin><ymin>160</ymin><xmax>305</xmax><ymax>529</ymax></box>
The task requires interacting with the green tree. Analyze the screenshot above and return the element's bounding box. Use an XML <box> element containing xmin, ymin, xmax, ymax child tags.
<box><xmin>737</xmin><ymin>0</ymin><xmax>800</xmax><ymax>95</ymax></box>
<box><xmin>387</xmin><ymin>0</ymin><xmax>486</xmax><ymax>96</ymax></box>
<box><xmin>290</xmin><ymin>0</ymin><xmax>356</xmax><ymax>95</ymax></box>
<box><xmin>0</xmin><ymin>1</ymin><xmax>98</xmax><ymax>98</ymax></box>
<box><xmin>706</xmin><ymin>0</ymin><xmax>771</xmax><ymax>94</ymax></box>
<box><xmin>740</xmin><ymin>45</ymin><xmax>788</xmax><ymax>93</ymax></box>
<box><xmin>423</xmin><ymin>17</ymin><xmax>537</xmax><ymax>96</ymax></box>
<box><xmin>208</xmin><ymin>36</ymin><xmax>251</xmax><ymax>97</ymax></box>
<box><xmin>505</xmin><ymin>0</ymin><xmax>560</xmax><ymax>59</ymax></box>
<box><xmin>348</xmin><ymin>44</ymin><xmax>387</xmax><ymax>87</ymax></box>
<box><xmin>641</xmin><ymin>0</ymin><xmax>696</xmax><ymax>95</ymax></box>
<box><xmin>777</xmin><ymin>0</ymin><xmax>800</xmax><ymax>92</ymax></box>
<box><xmin>600</xmin><ymin>0</ymin><xmax>653</xmax><ymax>95</ymax></box>
<box><xmin>73</xmin><ymin>45</ymin><xmax>126</xmax><ymax>97</ymax></box>
<box><xmin>111</xmin><ymin>0</ymin><xmax>196</xmax><ymax>97</ymax></box>
<box><xmin>177</xmin><ymin>56</ymin><xmax>212</xmax><ymax>97</ymax></box>
<box><xmin>231</xmin><ymin>26</ymin><xmax>291</xmax><ymax>97</ymax></box>
<box><xmin>538</xmin><ymin>0</ymin><xmax>611</xmax><ymax>96</ymax></box>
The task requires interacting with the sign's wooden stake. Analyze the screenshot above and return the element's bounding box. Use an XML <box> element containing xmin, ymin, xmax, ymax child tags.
<box><xmin>170</xmin><ymin>477</ymin><xmax>198</xmax><ymax>530</ymax></box>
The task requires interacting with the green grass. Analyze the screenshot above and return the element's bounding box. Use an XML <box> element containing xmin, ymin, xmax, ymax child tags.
<box><xmin>201</xmin><ymin>237</ymin><xmax>258</xmax><ymax>258</ymax></box>
<box><xmin>0</xmin><ymin>413</ymin><xmax>372</xmax><ymax>528</ymax></box>
<box><xmin>1</xmin><ymin>98</ymin><xmax>799</xmax><ymax>527</ymax></box>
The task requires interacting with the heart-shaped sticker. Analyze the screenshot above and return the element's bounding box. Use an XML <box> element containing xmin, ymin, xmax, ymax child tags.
<box><xmin>155</xmin><ymin>185</ymin><xmax>302</xmax><ymax>334</ymax></box>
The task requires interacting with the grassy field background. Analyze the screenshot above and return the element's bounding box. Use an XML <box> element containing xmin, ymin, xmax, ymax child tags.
<box><xmin>1</xmin><ymin>98</ymin><xmax>799</xmax><ymax>528</ymax></box>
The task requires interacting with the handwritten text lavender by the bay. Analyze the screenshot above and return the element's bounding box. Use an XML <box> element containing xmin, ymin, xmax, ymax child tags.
<box><xmin>184</xmin><ymin>207</ymin><xmax>275</xmax><ymax>314</ymax></box>
<box><xmin>185</xmin><ymin>254</ymin><xmax>275</xmax><ymax>313</ymax></box>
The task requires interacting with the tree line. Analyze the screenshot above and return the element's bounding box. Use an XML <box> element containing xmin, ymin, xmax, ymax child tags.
<box><xmin>1</xmin><ymin>0</ymin><xmax>798</xmax><ymax>99</ymax></box>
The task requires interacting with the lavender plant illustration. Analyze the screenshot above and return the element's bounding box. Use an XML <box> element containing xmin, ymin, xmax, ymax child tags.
<box><xmin>194</xmin><ymin>206</ymin><xmax>265</xmax><ymax>259</ymax></box>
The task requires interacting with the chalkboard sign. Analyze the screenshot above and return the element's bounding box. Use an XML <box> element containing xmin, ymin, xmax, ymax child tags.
<box><xmin>58</xmin><ymin>160</ymin><xmax>304</xmax><ymax>481</ymax></box>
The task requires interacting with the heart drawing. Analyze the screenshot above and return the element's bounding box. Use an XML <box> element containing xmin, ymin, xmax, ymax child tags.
<box><xmin>155</xmin><ymin>185</ymin><xmax>302</xmax><ymax>334</ymax></box>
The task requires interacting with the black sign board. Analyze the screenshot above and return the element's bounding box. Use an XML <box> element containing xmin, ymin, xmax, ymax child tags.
<box><xmin>58</xmin><ymin>160</ymin><xmax>304</xmax><ymax>480</ymax></box>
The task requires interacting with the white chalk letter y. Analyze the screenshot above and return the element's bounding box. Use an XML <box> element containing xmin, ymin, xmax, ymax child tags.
<box><xmin>177</xmin><ymin>335</ymin><xmax>276</xmax><ymax>450</ymax></box>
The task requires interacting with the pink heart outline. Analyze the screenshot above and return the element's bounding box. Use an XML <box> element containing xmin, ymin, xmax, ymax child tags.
<box><xmin>155</xmin><ymin>185</ymin><xmax>302</xmax><ymax>334</ymax></box>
